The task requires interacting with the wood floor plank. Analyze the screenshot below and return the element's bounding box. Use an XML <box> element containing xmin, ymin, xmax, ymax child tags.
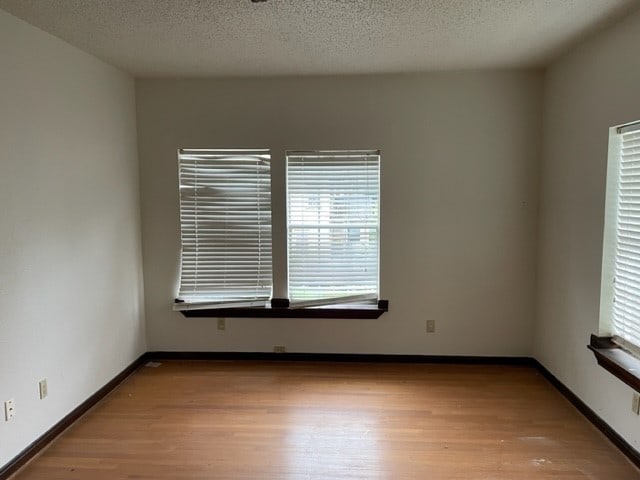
<box><xmin>10</xmin><ymin>361</ymin><xmax>640</xmax><ymax>479</ymax></box>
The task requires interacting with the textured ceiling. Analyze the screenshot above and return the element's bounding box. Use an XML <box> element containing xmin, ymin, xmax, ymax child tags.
<box><xmin>0</xmin><ymin>0</ymin><xmax>638</xmax><ymax>77</ymax></box>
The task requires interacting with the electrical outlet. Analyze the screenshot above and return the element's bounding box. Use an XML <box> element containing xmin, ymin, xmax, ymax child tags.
<box><xmin>217</xmin><ymin>318</ymin><xmax>226</xmax><ymax>331</ymax></box>
<box><xmin>4</xmin><ymin>399</ymin><xmax>15</xmax><ymax>421</ymax></box>
<box><xmin>39</xmin><ymin>379</ymin><xmax>48</xmax><ymax>399</ymax></box>
<box><xmin>633</xmin><ymin>392</ymin><xmax>640</xmax><ymax>415</ymax></box>
<box><xmin>274</xmin><ymin>346</ymin><xmax>286</xmax><ymax>353</ymax></box>
<box><xmin>426</xmin><ymin>319</ymin><xmax>436</xmax><ymax>333</ymax></box>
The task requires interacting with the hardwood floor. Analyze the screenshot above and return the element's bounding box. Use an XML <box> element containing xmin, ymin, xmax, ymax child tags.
<box><xmin>10</xmin><ymin>361</ymin><xmax>640</xmax><ymax>479</ymax></box>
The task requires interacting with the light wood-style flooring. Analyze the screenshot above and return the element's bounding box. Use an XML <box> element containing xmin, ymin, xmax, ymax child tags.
<box><xmin>11</xmin><ymin>361</ymin><xmax>640</xmax><ymax>479</ymax></box>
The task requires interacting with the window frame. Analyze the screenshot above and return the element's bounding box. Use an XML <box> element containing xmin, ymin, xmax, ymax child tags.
<box><xmin>174</xmin><ymin>148</ymin><xmax>273</xmax><ymax>309</ymax></box>
<box><xmin>285</xmin><ymin>149</ymin><xmax>381</xmax><ymax>307</ymax></box>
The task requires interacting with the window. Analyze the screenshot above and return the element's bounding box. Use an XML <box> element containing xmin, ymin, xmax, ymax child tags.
<box><xmin>600</xmin><ymin>121</ymin><xmax>640</xmax><ymax>352</ymax></box>
<box><xmin>287</xmin><ymin>150</ymin><xmax>380</xmax><ymax>307</ymax></box>
<box><xmin>175</xmin><ymin>149</ymin><xmax>272</xmax><ymax>308</ymax></box>
<box><xmin>175</xmin><ymin>148</ymin><xmax>386</xmax><ymax>318</ymax></box>
<box><xmin>592</xmin><ymin>121</ymin><xmax>640</xmax><ymax>391</ymax></box>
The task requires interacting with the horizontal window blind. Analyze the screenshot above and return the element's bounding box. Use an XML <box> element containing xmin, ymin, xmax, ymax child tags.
<box><xmin>177</xmin><ymin>149</ymin><xmax>272</xmax><ymax>304</ymax></box>
<box><xmin>286</xmin><ymin>150</ymin><xmax>380</xmax><ymax>304</ymax></box>
<box><xmin>613</xmin><ymin>125</ymin><xmax>640</xmax><ymax>348</ymax></box>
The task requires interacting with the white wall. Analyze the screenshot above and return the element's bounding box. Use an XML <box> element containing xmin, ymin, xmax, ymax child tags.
<box><xmin>535</xmin><ymin>10</ymin><xmax>640</xmax><ymax>450</ymax></box>
<box><xmin>0</xmin><ymin>10</ymin><xmax>145</xmax><ymax>467</ymax></box>
<box><xmin>136</xmin><ymin>72</ymin><xmax>542</xmax><ymax>355</ymax></box>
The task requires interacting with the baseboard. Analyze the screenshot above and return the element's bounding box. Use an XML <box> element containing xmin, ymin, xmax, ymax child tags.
<box><xmin>533</xmin><ymin>359</ymin><xmax>640</xmax><ymax>469</ymax></box>
<box><xmin>3</xmin><ymin>352</ymin><xmax>639</xmax><ymax>477</ymax></box>
<box><xmin>146</xmin><ymin>351</ymin><xmax>537</xmax><ymax>365</ymax></box>
<box><xmin>0</xmin><ymin>353</ymin><xmax>148</xmax><ymax>480</ymax></box>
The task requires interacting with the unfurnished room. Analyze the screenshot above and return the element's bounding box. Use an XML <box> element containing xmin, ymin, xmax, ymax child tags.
<box><xmin>1</xmin><ymin>1</ymin><xmax>640</xmax><ymax>479</ymax></box>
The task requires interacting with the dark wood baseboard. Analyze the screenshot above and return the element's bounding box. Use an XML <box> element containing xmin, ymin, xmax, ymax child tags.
<box><xmin>534</xmin><ymin>359</ymin><xmax>640</xmax><ymax>469</ymax></box>
<box><xmin>3</xmin><ymin>352</ymin><xmax>639</xmax><ymax>477</ymax></box>
<box><xmin>146</xmin><ymin>351</ymin><xmax>537</xmax><ymax>365</ymax></box>
<box><xmin>0</xmin><ymin>353</ymin><xmax>148</xmax><ymax>480</ymax></box>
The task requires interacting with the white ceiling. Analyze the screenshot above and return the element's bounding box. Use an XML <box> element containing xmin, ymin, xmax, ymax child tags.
<box><xmin>1</xmin><ymin>0</ymin><xmax>638</xmax><ymax>77</ymax></box>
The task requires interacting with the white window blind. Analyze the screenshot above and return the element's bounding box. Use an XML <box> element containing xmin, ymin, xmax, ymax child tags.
<box><xmin>612</xmin><ymin>123</ymin><xmax>640</xmax><ymax>350</ymax></box>
<box><xmin>286</xmin><ymin>150</ymin><xmax>380</xmax><ymax>305</ymax></box>
<box><xmin>177</xmin><ymin>149</ymin><xmax>272</xmax><ymax>306</ymax></box>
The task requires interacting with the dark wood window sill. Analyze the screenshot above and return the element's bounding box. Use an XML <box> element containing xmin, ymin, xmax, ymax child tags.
<box><xmin>588</xmin><ymin>335</ymin><xmax>640</xmax><ymax>392</ymax></box>
<box><xmin>177</xmin><ymin>299</ymin><xmax>389</xmax><ymax>319</ymax></box>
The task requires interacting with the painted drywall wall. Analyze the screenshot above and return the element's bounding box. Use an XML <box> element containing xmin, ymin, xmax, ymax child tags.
<box><xmin>0</xmin><ymin>10</ymin><xmax>145</xmax><ymax>467</ymax></box>
<box><xmin>137</xmin><ymin>71</ymin><xmax>542</xmax><ymax>355</ymax></box>
<box><xmin>535</xmin><ymin>9</ymin><xmax>640</xmax><ymax>450</ymax></box>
